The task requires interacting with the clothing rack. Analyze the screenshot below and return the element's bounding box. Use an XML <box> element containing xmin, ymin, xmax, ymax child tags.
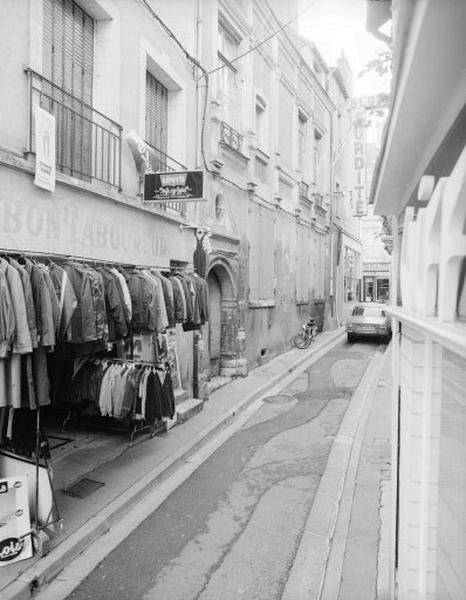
<box><xmin>0</xmin><ymin>247</ymin><xmax>168</xmax><ymax>272</ymax></box>
<box><xmin>61</xmin><ymin>408</ymin><xmax>165</xmax><ymax>446</ymax></box>
<box><xmin>61</xmin><ymin>356</ymin><xmax>171</xmax><ymax>445</ymax></box>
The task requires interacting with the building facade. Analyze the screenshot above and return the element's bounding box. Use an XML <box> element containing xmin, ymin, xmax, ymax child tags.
<box><xmin>198</xmin><ymin>0</ymin><xmax>361</xmax><ymax>370</ymax></box>
<box><xmin>0</xmin><ymin>0</ymin><xmax>361</xmax><ymax>393</ymax></box>
<box><xmin>368</xmin><ymin>1</ymin><xmax>466</xmax><ymax>598</ymax></box>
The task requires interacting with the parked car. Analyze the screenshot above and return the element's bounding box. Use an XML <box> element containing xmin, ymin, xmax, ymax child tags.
<box><xmin>346</xmin><ymin>303</ymin><xmax>391</xmax><ymax>343</ymax></box>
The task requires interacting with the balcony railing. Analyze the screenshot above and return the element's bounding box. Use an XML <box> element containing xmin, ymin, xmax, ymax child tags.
<box><xmin>313</xmin><ymin>192</ymin><xmax>324</xmax><ymax>209</ymax></box>
<box><xmin>26</xmin><ymin>68</ymin><xmax>122</xmax><ymax>189</ymax></box>
<box><xmin>143</xmin><ymin>140</ymin><xmax>187</xmax><ymax>215</ymax></box>
<box><xmin>299</xmin><ymin>181</ymin><xmax>311</xmax><ymax>201</ymax></box>
<box><xmin>220</xmin><ymin>121</ymin><xmax>243</xmax><ymax>153</ymax></box>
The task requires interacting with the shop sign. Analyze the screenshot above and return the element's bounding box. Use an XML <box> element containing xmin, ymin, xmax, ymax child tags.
<box><xmin>0</xmin><ymin>476</ymin><xmax>33</xmax><ymax>566</ymax></box>
<box><xmin>125</xmin><ymin>130</ymin><xmax>166</xmax><ymax>175</ymax></box>
<box><xmin>33</xmin><ymin>106</ymin><xmax>56</xmax><ymax>192</ymax></box>
<box><xmin>353</xmin><ymin>118</ymin><xmax>368</xmax><ymax>216</ymax></box>
<box><xmin>364</xmin><ymin>262</ymin><xmax>390</xmax><ymax>272</ymax></box>
<box><xmin>144</xmin><ymin>171</ymin><xmax>204</xmax><ymax>202</ymax></box>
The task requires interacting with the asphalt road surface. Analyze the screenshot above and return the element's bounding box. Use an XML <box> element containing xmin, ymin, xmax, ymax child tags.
<box><xmin>66</xmin><ymin>339</ymin><xmax>381</xmax><ymax>600</ymax></box>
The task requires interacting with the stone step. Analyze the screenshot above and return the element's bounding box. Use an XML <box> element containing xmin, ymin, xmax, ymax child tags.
<box><xmin>174</xmin><ymin>388</ymin><xmax>190</xmax><ymax>405</ymax></box>
<box><xmin>206</xmin><ymin>376</ymin><xmax>233</xmax><ymax>394</ymax></box>
<box><xmin>176</xmin><ymin>398</ymin><xmax>205</xmax><ymax>424</ymax></box>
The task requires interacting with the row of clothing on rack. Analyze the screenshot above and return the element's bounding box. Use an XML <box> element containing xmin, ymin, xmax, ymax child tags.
<box><xmin>61</xmin><ymin>359</ymin><xmax>176</xmax><ymax>424</ymax></box>
<box><xmin>0</xmin><ymin>254</ymin><xmax>209</xmax><ymax>353</ymax></box>
<box><xmin>0</xmin><ymin>253</ymin><xmax>209</xmax><ymax>409</ymax></box>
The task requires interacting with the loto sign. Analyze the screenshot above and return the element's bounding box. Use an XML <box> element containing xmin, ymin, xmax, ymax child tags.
<box><xmin>0</xmin><ymin>476</ymin><xmax>33</xmax><ymax>566</ymax></box>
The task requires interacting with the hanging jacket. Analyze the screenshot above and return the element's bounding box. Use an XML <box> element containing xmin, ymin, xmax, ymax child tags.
<box><xmin>174</xmin><ymin>273</ymin><xmax>193</xmax><ymax>322</ymax></box>
<box><xmin>0</xmin><ymin>265</ymin><xmax>16</xmax><ymax>358</ymax></box>
<box><xmin>169</xmin><ymin>275</ymin><xmax>187</xmax><ymax>323</ymax></box>
<box><xmin>110</xmin><ymin>268</ymin><xmax>132</xmax><ymax>324</ymax></box>
<box><xmin>124</xmin><ymin>270</ymin><xmax>167</xmax><ymax>334</ymax></box>
<box><xmin>141</xmin><ymin>270</ymin><xmax>169</xmax><ymax>332</ymax></box>
<box><xmin>0</xmin><ymin>258</ymin><xmax>32</xmax><ymax>354</ymax></box>
<box><xmin>191</xmin><ymin>273</ymin><xmax>209</xmax><ymax>323</ymax></box>
<box><xmin>64</xmin><ymin>263</ymin><xmax>108</xmax><ymax>343</ymax></box>
<box><xmin>150</xmin><ymin>270</ymin><xmax>175</xmax><ymax>328</ymax></box>
<box><xmin>8</xmin><ymin>257</ymin><xmax>38</xmax><ymax>348</ymax></box>
<box><xmin>23</xmin><ymin>257</ymin><xmax>55</xmax><ymax>348</ymax></box>
<box><xmin>49</xmin><ymin>262</ymin><xmax>78</xmax><ymax>342</ymax></box>
<box><xmin>98</xmin><ymin>268</ymin><xmax>128</xmax><ymax>341</ymax></box>
<box><xmin>38</xmin><ymin>264</ymin><xmax>61</xmax><ymax>338</ymax></box>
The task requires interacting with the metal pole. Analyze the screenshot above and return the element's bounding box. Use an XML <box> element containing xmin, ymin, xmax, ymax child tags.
<box><xmin>192</xmin><ymin>227</ymin><xmax>209</xmax><ymax>399</ymax></box>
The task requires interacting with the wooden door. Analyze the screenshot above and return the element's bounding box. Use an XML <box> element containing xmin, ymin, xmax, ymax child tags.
<box><xmin>208</xmin><ymin>272</ymin><xmax>221</xmax><ymax>375</ymax></box>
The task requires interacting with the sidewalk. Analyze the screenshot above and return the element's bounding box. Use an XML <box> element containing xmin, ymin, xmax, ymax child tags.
<box><xmin>282</xmin><ymin>343</ymin><xmax>393</xmax><ymax>600</ymax></box>
<box><xmin>0</xmin><ymin>328</ymin><xmax>346</xmax><ymax>600</ymax></box>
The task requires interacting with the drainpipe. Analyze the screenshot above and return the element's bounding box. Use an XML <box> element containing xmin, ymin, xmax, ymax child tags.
<box><xmin>328</xmin><ymin>103</ymin><xmax>335</xmax><ymax>324</ymax></box>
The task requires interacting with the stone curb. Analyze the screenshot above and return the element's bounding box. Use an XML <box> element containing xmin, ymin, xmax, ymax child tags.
<box><xmin>281</xmin><ymin>344</ymin><xmax>390</xmax><ymax>600</ymax></box>
<box><xmin>2</xmin><ymin>328</ymin><xmax>345</xmax><ymax>600</ymax></box>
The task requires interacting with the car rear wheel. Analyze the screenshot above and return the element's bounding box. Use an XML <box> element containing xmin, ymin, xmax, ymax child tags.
<box><xmin>347</xmin><ymin>333</ymin><xmax>355</xmax><ymax>343</ymax></box>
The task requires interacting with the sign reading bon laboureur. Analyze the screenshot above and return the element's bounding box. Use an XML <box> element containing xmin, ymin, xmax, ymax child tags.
<box><xmin>144</xmin><ymin>171</ymin><xmax>204</xmax><ymax>202</ymax></box>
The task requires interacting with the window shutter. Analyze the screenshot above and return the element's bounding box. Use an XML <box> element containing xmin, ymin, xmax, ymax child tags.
<box><xmin>42</xmin><ymin>0</ymin><xmax>94</xmax><ymax>180</ymax></box>
<box><xmin>145</xmin><ymin>71</ymin><xmax>168</xmax><ymax>168</ymax></box>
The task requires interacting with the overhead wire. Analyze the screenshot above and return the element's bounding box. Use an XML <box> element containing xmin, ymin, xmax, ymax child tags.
<box><xmin>203</xmin><ymin>0</ymin><xmax>318</xmax><ymax>78</ymax></box>
<box><xmin>136</xmin><ymin>0</ymin><xmax>319</xmax><ymax>194</ymax></box>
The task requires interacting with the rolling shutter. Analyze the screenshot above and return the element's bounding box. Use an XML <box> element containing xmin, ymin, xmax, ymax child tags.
<box><xmin>42</xmin><ymin>0</ymin><xmax>94</xmax><ymax>179</ymax></box>
<box><xmin>145</xmin><ymin>71</ymin><xmax>168</xmax><ymax>169</ymax></box>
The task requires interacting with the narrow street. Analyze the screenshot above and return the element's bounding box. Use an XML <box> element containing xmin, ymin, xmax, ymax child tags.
<box><xmin>48</xmin><ymin>340</ymin><xmax>384</xmax><ymax>600</ymax></box>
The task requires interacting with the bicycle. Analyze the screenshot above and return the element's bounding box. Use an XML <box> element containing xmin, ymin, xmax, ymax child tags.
<box><xmin>293</xmin><ymin>317</ymin><xmax>317</xmax><ymax>349</ymax></box>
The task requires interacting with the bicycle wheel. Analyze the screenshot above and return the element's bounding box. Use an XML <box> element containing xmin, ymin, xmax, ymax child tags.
<box><xmin>294</xmin><ymin>331</ymin><xmax>310</xmax><ymax>349</ymax></box>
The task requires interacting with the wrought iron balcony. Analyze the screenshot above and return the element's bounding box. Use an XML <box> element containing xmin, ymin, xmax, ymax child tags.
<box><xmin>220</xmin><ymin>121</ymin><xmax>243</xmax><ymax>153</ymax></box>
<box><xmin>143</xmin><ymin>140</ymin><xmax>187</xmax><ymax>215</ymax></box>
<box><xmin>26</xmin><ymin>68</ymin><xmax>122</xmax><ymax>189</ymax></box>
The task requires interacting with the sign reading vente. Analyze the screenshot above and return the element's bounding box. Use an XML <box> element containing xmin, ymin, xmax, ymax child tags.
<box><xmin>144</xmin><ymin>171</ymin><xmax>204</xmax><ymax>202</ymax></box>
<box><xmin>34</xmin><ymin>106</ymin><xmax>56</xmax><ymax>192</ymax></box>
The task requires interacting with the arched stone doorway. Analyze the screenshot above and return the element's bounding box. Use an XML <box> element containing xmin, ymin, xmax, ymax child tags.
<box><xmin>206</xmin><ymin>259</ymin><xmax>246</xmax><ymax>377</ymax></box>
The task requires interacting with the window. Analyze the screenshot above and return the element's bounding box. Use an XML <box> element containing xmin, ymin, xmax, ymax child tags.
<box><xmin>145</xmin><ymin>71</ymin><xmax>168</xmax><ymax>167</ymax></box>
<box><xmin>312</xmin><ymin>233</ymin><xmax>326</xmax><ymax>298</ymax></box>
<box><xmin>279</xmin><ymin>83</ymin><xmax>293</xmax><ymax>169</ymax></box>
<box><xmin>298</xmin><ymin>112</ymin><xmax>308</xmax><ymax>176</ymax></box>
<box><xmin>351</xmin><ymin>306</ymin><xmax>386</xmax><ymax>318</ymax></box>
<box><xmin>255</xmin><ymin>95</ymin><xmax>268</xmax><ymax>150</ymax></box>
<box><xmin>217</xmin><ymin>22</ymin><xmax>239</xmax><ymax>126</ymax></box>
<box><xmin>42</xmin><ymin>0</ymin><xmax>94</xmax><ymax>180</ymax></box>
<box><xmin>313</xmin><ymin>129</ymin><xmax>322</xmax><ymax>186</ymax></box>
<box><xmin>254</xmin><ymin>156</ymin><xmax>268</xmax><ymax>183</ymax></box>
<box><xmin>249</xmin><ymin>203</ymin><xmax>275</xmax><ymax>302</ymax></box>
<box><xmin>43</xmin><ymin>0</ymin><xmax>94</xmax><ymax>104</ymax></box>
<box><xmin>296</xmin><ymin>225</ymin><xmax>310</xmax><ymax>302</ymax></box>
<box><xmin>38</xmin><ymin>0</ymin><xmax>121</xmax><ymax>187</ymax></box>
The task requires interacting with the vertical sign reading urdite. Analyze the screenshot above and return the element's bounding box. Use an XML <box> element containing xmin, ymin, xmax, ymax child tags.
<box><xmin>353</xmin><ymin>115</ymin><xmax>367</xmax><ymax>216</ymax></box>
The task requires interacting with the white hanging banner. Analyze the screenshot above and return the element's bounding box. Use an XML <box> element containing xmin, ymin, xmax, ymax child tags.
<box><xmin>0</xmin><ymin>476</ymin><xmax>33</xmax><ymax>566</ymax></box>
<box><xmin>33</xmin><ymin>105</ymin><xmax>56</xmax><ymax>192</ymax></box>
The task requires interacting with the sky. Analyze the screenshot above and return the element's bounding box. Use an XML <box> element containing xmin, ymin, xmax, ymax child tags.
<box><xmin>298</xmin><ymin>0</ymin><xmax>390</xmax><ymax>96</ymax></box>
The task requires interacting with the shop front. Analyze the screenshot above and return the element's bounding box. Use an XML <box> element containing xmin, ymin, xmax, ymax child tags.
<box><xmin>362</xmin><ymin>262</ymin><xmax>391</xmax><ymax>303</ymax></box>
<box><xmin>0</xmin><ymin>166</ymin><xmax>210</xmax><ymax>565</ymax></box>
